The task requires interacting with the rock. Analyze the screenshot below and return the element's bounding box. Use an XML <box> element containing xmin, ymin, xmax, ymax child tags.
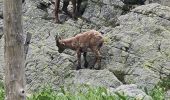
<box><xmin>115</xmin><ymin>84</ymin><xmax>153</xmax><ymax>100</ymax></box>
<box><xmin>82</xmin><ymin>0</ymin><xmax>124</xmax><ymax>27</ymax></box>
<box><xmin>165</xmin><ymin>90</ymin><xmax>170</xmax><ymax>100</ymax></box>
<box><xmin>64</xmin><ymin>69</ymin><xmax>123</xmax><ymax>88</ymax></box>
<box><xmin>145</xmin><ymin>0</ymin><xmax>170</xmax><ymax>7</ymax></box>
<box><xmin>105</xmin><ymin>3</ymin><xmax>170</xmax><ymax>90</ymax></box>
<box><xmin>0</xmin><ymin>0</ymin><xmax>170</xmax><ymax>95</ymax></box>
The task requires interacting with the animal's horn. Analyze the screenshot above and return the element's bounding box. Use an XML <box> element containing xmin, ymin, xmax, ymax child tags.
<box><xmin>55</xmin><ymin>35</ymin><xmax>58</xmax><ymax>40</ymax></box>
<box><xmin>100</xmin><ymin>31</ymin><xmax>104</xmax><ymax>34</ymax></box>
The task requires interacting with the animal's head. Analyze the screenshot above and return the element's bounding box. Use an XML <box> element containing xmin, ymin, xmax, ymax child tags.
<box><xmin>55</xmin><ymin>35</ymin><xmax>65</xmax><ymax>53</ymax></box>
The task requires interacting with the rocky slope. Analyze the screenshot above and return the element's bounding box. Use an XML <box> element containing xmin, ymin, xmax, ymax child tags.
<box><xmin>0</xmin><ymin>0</ymin><xmax>170</xmax><ymax>99</ymax></box>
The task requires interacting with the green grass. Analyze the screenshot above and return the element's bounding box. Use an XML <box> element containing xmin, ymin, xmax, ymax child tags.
<box><xmin>147</xmin><ymin>77</ymin><xmax>170</xmax><ymax>100</ymax></box>
<box><xmin>0</xmin><ymin>81</ymin><xmax>167</xmax><ymax>100</ymax></box>
<box><xmin>158</xmin><ymin>77</ymin><xmax>170</xmax><ymax>91</ymax></box>
<box><xmin>149</xmin><ymin>86</ymin><xmax>165</xmax><ymax>100</ymax></box>
<box><xmin>27</xmin><ymin>85</ymin><xmax>136</xmax><ymax>100</ymax></box>
<box><xmin>0</xmin><ymin>81</ymin><xmax>4</xmax><ymax>100</ymax></box>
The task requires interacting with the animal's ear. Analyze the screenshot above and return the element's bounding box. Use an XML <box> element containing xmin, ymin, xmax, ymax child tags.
<box><xmin>55</xmin><ymin>35</ymin><xmax>60</xmax><ymax>46</ymax></box>
<box><xmin>55</xmin><ymin>35</ymin><xmax>61</xmax><ymax>41</ymax></box>
<box><xmin>62</xmin><ymin>42</ymin><xmax>65</xmax><ymax>46</ymax></box>
<box><xmin>58</xmin><ymin>36</ymin><xmax>61</xmax><ymax>40</ymax></box>
<box><xmin>100</xmin><ymin>31</ymin><xmax>104</xmax><ymax>34</ymax></box>
<box><xmin>55</xmin><ymin>35</ymin><xmax>58</xmax><ymax>40</ymax></box>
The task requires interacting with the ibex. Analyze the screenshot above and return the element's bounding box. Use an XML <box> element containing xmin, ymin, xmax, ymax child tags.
<box><xmin>54</xmin><ymin>0</ymin><xmax>82</xmax><ymax>23</ymax></box>
<box><xmin>55</xmin><ymin>30</ymin><xmax>104</xmax><ymax>70</ymax></box>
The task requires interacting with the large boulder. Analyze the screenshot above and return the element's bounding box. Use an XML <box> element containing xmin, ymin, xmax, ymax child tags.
<box><xmin>115</xmin><ymin>84</ymin><xmax>153</xmax><ymax>100</ymax></box>
<box><xmin>165</xmin><ymin>90</ymin><xmax>170</xmax><ymax>99</ymax></box>
<box><xmin>82</xmin><ymin>0</ymin><xmax>124</xmax><ymax>27</ymax></box>
<box><xmin>105</xmin><ymin>3</ymin><xmax>170</xmax><ymax>90</ymax></box>
<box><xmin>145</xmin><ymin>0</ymin><xmax>170</xmax><ymax>7</ymax></box>
<box><xmin>0</xmin><ymin>0</ymin><xmax>170</xmax><ymax>96</ymax></box>
<box><xmin>64</xmin><ymin>69</ymin><xmax>122</xmax><ymax>88</ymax></box>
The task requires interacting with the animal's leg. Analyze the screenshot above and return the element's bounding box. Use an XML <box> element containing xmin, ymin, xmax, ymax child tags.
<box><xmin>76</xmin><ymin>0</ymin><xmax>82</xmax><ymax>16</ymax></box>
<box><xmin>54</xmin><ymin>0</ymin><xmax>60</xmax><ymax>23</ymax></box>
<box><xmin>76</xmin><ymin>50</ymin><xmax>81</xmax><ymax>70</ymax></box>
<box><xmin>92</xmin><ymin>48</ymin><xmax>102</xmax><ymax>70</ymax></box>
<box><xmin>62</xmin><ymin>0</ymin><xmax>69</xmax><ymax>14</ymax></box>
<box><xmin>71</xmin><ymin>0</ymin><xmax>76</xmax><ymax>19</ymax></box>
<box><xmin>83</xmin><ymin>52</ymin><xmax>88</xmax><ymax>68</ymax></box>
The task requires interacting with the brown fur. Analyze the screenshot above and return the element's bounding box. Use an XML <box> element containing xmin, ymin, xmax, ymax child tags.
<box><xmin>55</xmin><ymin>30</ymin><xmax>104</xmax><ymax>70</ymax></box>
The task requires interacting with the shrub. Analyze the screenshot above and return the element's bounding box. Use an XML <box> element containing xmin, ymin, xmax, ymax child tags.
<box><xmin>158</xmin><ymin>77</ymin><xmax>170</xmax><ymax>91</ymax></box>
<box><xmin>0</xmin><ymin>82</ymin><xmax>167</xmax><ymax>100</ymax></box>
<box><xmin>0</xmin><ymin>81</ymin><xmax>5</xmax><ymax>100</ymax></box>
<box><xmin>149</xmin><ymin>86</ymin><xmax>165</xmax><ymax>100</ymax></box>
<box><xmin>27</xmin><ymin>85</ymin><xmax>136</xmax><ymax>100</ymax></box>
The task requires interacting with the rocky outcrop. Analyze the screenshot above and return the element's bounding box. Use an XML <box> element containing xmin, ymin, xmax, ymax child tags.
<box><xmin>145</xmin><ymin>0</ymin><xmax>170</xmax><ymax>7</ymax></box>
<box><xmin>0</xmin><ymin>0</ymin><xmax>170</xmax><ymax>98</ymax></box>
<box><xmin>64</xmin><ymin>69</ymin><xmax>122</xmax><ymax>88</ymax></box>
<box><xmin>115</xmin><ymin>84</ymin><xmax>153</xmax><ymax>100</ymax></box>
<box><xmin>165</xmin><ymin>90</ymin><xmax>170</xmax><ymax>99</ymax></box>
<box><xmin>105</xmin><ymin>3</ymin><xmax>170</xmax><ymax>90</ymax></box>
<box><xmin>82</xmin><ymin>0</ymin><xmax>124</xmax><ymax>27</ymax></box>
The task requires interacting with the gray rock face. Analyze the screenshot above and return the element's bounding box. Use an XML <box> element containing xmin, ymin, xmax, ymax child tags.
<box><xmin>0</xmin><ymin>0</ymin><xmax>170</xmax><ymax>97</ymax></box>
<box><xmin>106</xmin><ymin>3</ymin><xmax>170</xmax><ymax>90</ymax></box>
<box><xmin>65</xmin><ymin>69</ymin><xmax>122</xmax><ymax>88</ymax></box>
<box><xmin>145</xmin><ymin>0</ymin><xmax>170</xmax><ymax>7</ymax></box>
<box><xmin>82</xmin><ymin>0</ymin><xmax>124</xmax><ymax>27</ymax></box>
<box><xmin>165</xmin><ymin>90</ymin><xmax>170</xmax><ymax>100</ymax></box>
<box><xmin>115</xmin><ymin>84</ymin><xmax>153</xmax><ymax>100</ymax></box>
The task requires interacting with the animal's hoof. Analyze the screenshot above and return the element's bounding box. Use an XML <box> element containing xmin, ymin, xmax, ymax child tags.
<box><xmin>94</xmin><ymin>64</ymin><xmax>101</xmax><ymax>70</ymax></box>
<box><xmin>76</xmin><ymin>67</ymin><xmax>81</xmax><ymax>70</ymax></box>
<box><xmin>89</xmin><ymin>66</ymin><xmax>93</xmax><ymax>69</ymax></box>
<box><xmin>76</xmin><ymin>12</ymin><xmax>81</xmax><ymax>17</ymax></box>
<box><xmin>84</xmin><ymin>63</ymin><xmax>88</xmax><ymax>68</ymax></box>
<box><xmin>54</xmin><ymin>19</ymin><xmax>61</xmax><ymax>24</ymax></box>
<box><xmin>95</xmin><ymin>67</ymin><xmax>101</xmax><ymax>70</ymax></box>
<box><xmin>72</xmin><ymin>16</ymin><xmax>78</xmax><ymax>20</ymax></box>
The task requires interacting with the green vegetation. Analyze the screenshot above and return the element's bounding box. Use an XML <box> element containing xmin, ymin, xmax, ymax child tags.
<box><xmin>147</xmin><ymin>77</ymin><xmax>170</xmax><ymax>100</ymax></box>
<box><xmin>0</xmin><ymin>81</ymin><xmax>168</xmax><ymax>100</ymax></box>
<box><xmin>158</xmin><ymin>77</ymin><xmax>170</xmax><ymax>91</ymax></box>
<box><xmin>149</xmin><ymin>86</ymin><xmax>165</xmax><ymax>100</ymax></box>
<box><xmin>27</xmin><ymin>85</ymin><xmax>136</xmax><ymax>100</ymax></box>
<box><xmin>0</xmin><ymin>81</ymin><xmax>4</xmax><ymax>100</ymax></box>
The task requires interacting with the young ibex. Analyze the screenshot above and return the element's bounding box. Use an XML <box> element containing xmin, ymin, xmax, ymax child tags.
<box><xmin>54</xmin><ymin>0</ymin><xmax>82</xmax><ymax>23</ymax></box>
<box><xmin>55</xmin><ymin>30</ymin><xmax>104</xmax><ymax>70</ymax></box>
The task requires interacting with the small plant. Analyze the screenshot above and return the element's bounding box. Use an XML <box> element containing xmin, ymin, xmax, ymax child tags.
<box><xmin>0</xmin><ymin>82</ymin><xmax>167</xmax><ymax>100</ymax></box>
<box><xmin>158</xmin><ymin>77</ymin><xmax>170</xmax><ymax>91</ymax></box>
<box><xmin>27</xmin><ymin>86</ymin><xmax>58</xmax><ymax>100</ymax></box>
<box><xmin>147</xmin><ymin>77</ymin><xmax>170</xmax><ymax>100</ymax></box>
<box><xmin>149</xmin><ymin>86</ymin><xmax>165</xmax><ymax>100</ymax></box>
<box><xmin>0</xmin><ymin>81</ymin><xmax>5</xmax><ymax>100</ymax></box>
<box><xmin>27</xmin><ymin>84</ymin><xmax>138</xmax><ymax>100</ymax></box>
